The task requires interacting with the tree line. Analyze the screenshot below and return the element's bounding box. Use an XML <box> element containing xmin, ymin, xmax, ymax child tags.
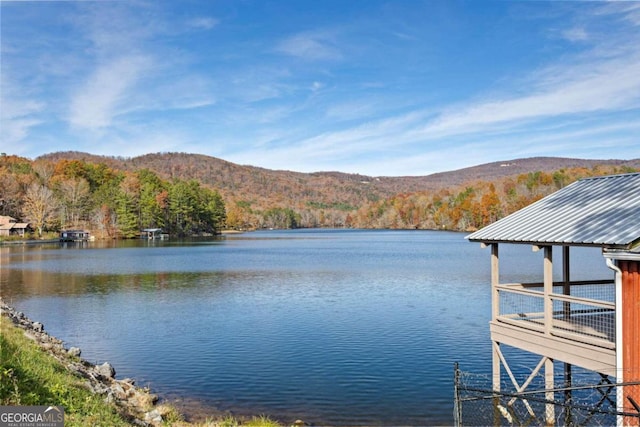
<box><xmin>223</xmin><ymin>164</ymin><xmax>638</xmax><ymax>231</ymax></box>
<box><xmin>1</xmin><ymin>154</ymin><xmax>637</xmax><ymax>238</ymax></box>
<box><xmin>0</xmin><ymin>155</ymin><xmax>225</xmax><ymax>238</ymax></box>
<box><xmin>344</xmin><ymin>166</ymin><xmax>638</xmax><ymax>231</ymax></box>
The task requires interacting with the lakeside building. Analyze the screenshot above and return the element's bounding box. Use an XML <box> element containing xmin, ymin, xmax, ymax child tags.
<box><xmin>59</xmin><ymin>230</ymin><xmax>91</xmax><ymax>242</ymax></box>
<box><xmin>467</xmin><ymin>172</ymin><xmax>640</xmax><ymax>425</ymax></box>
<box><xmin>0</xmin><ymin>215</ymin><xmax>32</xmax><ymax>237</ymax></box>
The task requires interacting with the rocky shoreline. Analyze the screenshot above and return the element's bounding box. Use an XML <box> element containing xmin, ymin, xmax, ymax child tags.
<box><xmin>0</xmin><ymin>298</ymin><xmax>166</xmax><ymax>426</ymax></box>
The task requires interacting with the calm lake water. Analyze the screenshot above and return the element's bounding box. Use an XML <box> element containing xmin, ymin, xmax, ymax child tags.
<box><xmin>0</xmin><ymin>229</ymin><xmax>612</xmax><ymax>426</ymax></box>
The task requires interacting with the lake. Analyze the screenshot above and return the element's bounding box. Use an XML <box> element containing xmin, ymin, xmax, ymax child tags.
<box><xmin>0</xmin><ymin>229</ymin><xmax>611</xmax><ymax>425</ymax></box>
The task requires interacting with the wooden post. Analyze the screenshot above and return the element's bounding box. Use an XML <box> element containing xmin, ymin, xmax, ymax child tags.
<box><xmin>491</xmin><ymin>244</ymin><xmax>500</xmax><ymax>391</ymax></box>
<box><xmin>491</xmin><ymin>243</ymin><xmax>501</xmax><ymax>425</ymax></box>
<box><xmin>545</xmin><ymin>357</ymin><xmax>555</xmax><ymax>426</ymax></box>
<box><xmin>543</xmin><ymin>246</ymin><xmax>553</xmax><ymax>336</ymax></box>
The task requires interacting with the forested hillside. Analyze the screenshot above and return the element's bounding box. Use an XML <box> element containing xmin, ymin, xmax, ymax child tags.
<box><xmin>0</xmin><ymin>154</ymin><xmax>226</xmax><ymax>238</ymax></box>
<box><xmin>2</xmin><ymin>151</ymin><xmax>639</xmax><ymax>237</ymax></box>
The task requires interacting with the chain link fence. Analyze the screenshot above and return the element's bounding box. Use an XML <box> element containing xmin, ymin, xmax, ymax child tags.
<box><xmin>454</xmin><ymin>363</ymin><xmax>640</xmax><ymax>426</ymax></box>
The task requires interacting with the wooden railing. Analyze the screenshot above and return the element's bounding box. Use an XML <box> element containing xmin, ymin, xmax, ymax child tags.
<box><xmin>496</xmin><ymin>280</ymin><xmax>616</xmax><ymax>350</ymax></box>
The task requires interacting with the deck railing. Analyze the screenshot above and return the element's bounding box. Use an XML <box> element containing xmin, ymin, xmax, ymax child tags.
<box><xmin>496</xmin><ymin>279</ymin><xmax>616</xmax><ymax>350</ymax></box>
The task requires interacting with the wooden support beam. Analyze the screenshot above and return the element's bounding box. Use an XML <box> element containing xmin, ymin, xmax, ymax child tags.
<box><xmin>544</xmin><ymin>246</ymin><xmax>553</xmax><ymax>336</ymax></box>
<box><xmin>545</xmin><ymin>357</ymin><xmax>555</xmax><ymax>425</ymax></box>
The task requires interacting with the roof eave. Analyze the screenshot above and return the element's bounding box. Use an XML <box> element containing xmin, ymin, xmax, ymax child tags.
<box><xmin>467</xmin><ymin>237</ymin><xmax>632</xmax><ymax>249</ymax></box>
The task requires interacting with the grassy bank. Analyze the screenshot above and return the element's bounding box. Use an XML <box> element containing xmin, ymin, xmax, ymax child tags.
<box><xmin>0</xmin><ymin>314</ymin><xmax>284</xmax><ymax>427</ymax></box>
<box><xmin>0</xmin><ymin>315</ymin><xmax>134</xmax><ymax>426</ymax></box>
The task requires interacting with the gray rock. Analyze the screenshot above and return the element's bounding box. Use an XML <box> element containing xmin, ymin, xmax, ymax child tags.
<box><xmin>144</xmin><ymin>409</ymin><xmax>162</xmax><ymax>424</ymax></box>
<box><xmin>68</xmin><ymin>347</ymin><xmax>82</xmax><ymax>357</ymax></box>
<box><xmin>96</xmin><ymin>362</ymin><xmax>116</xmax><ymax>379</ymax></box>
<box><xmin>32</xmin><ymin>322</ymin><xmax>44</xmax><ymax>332</ymax></box>
<box><xmin>111</xmin><ymin>382</ymin><xmax>127</xmax><ymax>400</ymax></box>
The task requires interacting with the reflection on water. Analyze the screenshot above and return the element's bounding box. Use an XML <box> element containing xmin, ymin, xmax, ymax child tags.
<box><xmin>0</xmin><ymin>230</ymin><xmax>612</xmax><ymax>426</ymax></box>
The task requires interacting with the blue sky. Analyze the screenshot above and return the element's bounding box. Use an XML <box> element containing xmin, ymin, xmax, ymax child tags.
<box><xmin>1</xmin><ymin>0</ymin><xmax>640</xmax><ymax>176</ymax></box>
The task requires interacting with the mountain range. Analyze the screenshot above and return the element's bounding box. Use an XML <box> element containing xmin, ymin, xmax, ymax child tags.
<box><xmin>38</xmin><ymin>151</ymin><xmax>640</xmax><ymax>209</ymax></box>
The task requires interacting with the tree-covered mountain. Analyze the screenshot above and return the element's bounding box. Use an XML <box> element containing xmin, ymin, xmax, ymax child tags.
<box><xmin>3</xmin><ymin>151</ymin><xmax>639</xmax><ymax>236</ymax></box>
<box><xmin>37</xmin><ymin>151</ymin><xmax>640</xmax><ymax>203</ymax></box>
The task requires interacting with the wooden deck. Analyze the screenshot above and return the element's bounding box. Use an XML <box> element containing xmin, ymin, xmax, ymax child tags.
<box><xmin>493</xmin><ymin>287</ymin><xmax>617</xmax><ymax>376</ymax></box>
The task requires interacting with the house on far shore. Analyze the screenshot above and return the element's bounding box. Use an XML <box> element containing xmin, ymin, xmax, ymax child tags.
<box><xmin>0</xmin><ymin>215</ymin><xmax>32</xmax><ymax>237</ymax></box>
<box><xmin>59</xmin><ymin>229</ymin><xmax>90</xmax><ymax>242</ymax></box>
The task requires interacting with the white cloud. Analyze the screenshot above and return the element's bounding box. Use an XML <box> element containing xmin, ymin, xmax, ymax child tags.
<box><xmin>413</xmin><ymin>54</ymin><xmax>640</xmax><ymax>140</ymax></box>
<box><xmin>68</xmin><ymin>55</ymin><xmax>151</xmax><ymax>129</ymax></box>
<box><xmin>130</xmin><ymin>74</ymin><xmax>216</xmax><ymax>113</ymax></box>
<box><xmin>596</xmin><ymin>2</ymin><xmax>640</xmax><ymax>26</ymax></box>
<box><xmin>561</xmin><ymin>27</ymin><xmax>588</xmax><ymax>42</ymax></box>
<box><xmin>1</xmin><ymin>113</ymin><xmax>43</xmax><ymax>145</ymax></box>
<box><xmin>233</xmin><ymin>35</ymin><xmax>640</xmax><ymax>176</ymax></box>
<box><xmin>0</xmin><ymin>74</ymin><xmax>44</xmax><ymax>145</ymax></box>
<box><xmin>187</xmin><ymin>17</ymin><xmax>219</xmax><ymax>31</ymax></box>
<box><xmin>276</xmin><ymin>31</ymin><xmax>342</xmax><ymax>61</ymax></box>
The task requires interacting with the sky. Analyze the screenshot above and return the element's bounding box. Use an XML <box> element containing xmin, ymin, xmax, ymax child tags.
<box><xmin>1</xmin><ymin>0</ymin><xmax>640</xmax><ymax>177</ymax></box>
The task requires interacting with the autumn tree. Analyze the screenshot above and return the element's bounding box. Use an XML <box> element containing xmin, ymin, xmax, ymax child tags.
<box><xmin>22</xmin><ymin>183</ymin><xmax>59</xmax><ymax>237</ymax></box>
<box><xmin>0</xmin><ymin>169</ymin><xmax>22</xmax><ymax>218</ymax></box>
<box><xmin>56</xmin><ymin>177</ymin><xmax>91</xmax><ymax>228</ymax></box>
<box><xmin>478</xmin><ymin>183</ymin><xmax>502</xmax><ymax>226</ymax></box>
<box><xmin>93</xmin><ymin>204</ymin><xmax>117</xmax><ymax>239</ymax></box>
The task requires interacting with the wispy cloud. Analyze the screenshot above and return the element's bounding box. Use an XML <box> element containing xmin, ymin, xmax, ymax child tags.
<box><xmin>187</xmin><ymin>16</ymin><xmax>219</xmax><ymax>31</ymax></box>
<box><xmin>596</xmin><ymin>2</ymin><xmax>640</xmax><ymax>26</ymax></box>
<box><xmin>0</xmin><ymin>73</ymin><xmax>44</xmax><ymax>144</ymax></box>
<box><xmin>275</xmin><ymin>30</ymin><xmax>342</xmax><ymax>61</ymax></box>
<box><xmin>4</xmin><ymin>0</ymin><xmax>640</xmax><ymax>175</ymax></box>
<box><xmin>415</xmin><ymin>55</ymin><xmax>640</xmax><ymax>139</ymax></box>
<box><xmin>62</xmin><ymin>2</ymin><xmax>220</xmax><ymax>130</ymax></box>
<box><xmin>68</xmin><ymin>55</ymin><xmax>151</xmax><ymax>129</ymax></box>
<box><xmin>561</xmin><ymin>27</ymin><xmax>588</xmax><ymax>42</ymax></box>
<box><xmin>231</xmin><ymin>9</ymin><xmax>640</xmax><ymax>177</ymax></box>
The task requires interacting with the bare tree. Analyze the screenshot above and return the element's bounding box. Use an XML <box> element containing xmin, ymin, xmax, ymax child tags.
<box><xmin>22</xmin><ymin>183</ymin><xmax>59</xmax><ymax>237</ymax></box>
<box><xmin>31</xmin><ymin>161</ymin><xmax>55</xmax><ymax>184</ymax></box>
<box><xmin>91</xmin><ymin>204</ymin><xmax>116</xmax><ymax>239</ymax></box>
<box><xmin>58</xmin><ymin>177</ymin><xmax>90</xmax><ymax>227</ymax></box>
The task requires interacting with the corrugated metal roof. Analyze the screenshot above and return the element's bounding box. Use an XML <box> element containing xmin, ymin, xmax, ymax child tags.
<box><xmin>467</xmin><ymin>172</ymin><xmax>640</xmax><ymax>248</ymax></box>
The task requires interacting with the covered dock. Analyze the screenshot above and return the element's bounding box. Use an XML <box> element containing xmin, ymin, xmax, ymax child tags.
<box><xmin>141</xmin><ymin>228</ymin><xmax>167</xmax><ymax>239</ymax></box>
<box><xmin>60</xmin><ymin>230</ymin><xmax>90</xmax><ymax>242</ymax></box>
<box><xmin>467</xmin><ymin>172</ymin><xmax>640</xmax><ymax>425</ymax></box>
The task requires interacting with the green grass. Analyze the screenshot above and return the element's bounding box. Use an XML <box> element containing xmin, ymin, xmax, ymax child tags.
<box><xmin>192</xmin><ymin>415</ymin><xmax>283</xmax><ymax>427</ymax></box>
<box><xmin>0</xmin><ymin>316</ymin><xmax>135</xmax><ymax>426</ymax></box>
<box><xmin>0</xmin><ymin>315</ymin><xmax>285</xmax><ymax>427</ymax></box>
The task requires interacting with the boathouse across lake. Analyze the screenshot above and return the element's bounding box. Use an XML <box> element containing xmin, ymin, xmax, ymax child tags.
<box><xmin>59</xmin><ymin>229</ymin><xmax>90</xmax><ymax>242</ymax></box>
<box><xmin>467</xmin><ymin>172</ymin><xmax>640</xmax><ymax>425</ymax></box>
